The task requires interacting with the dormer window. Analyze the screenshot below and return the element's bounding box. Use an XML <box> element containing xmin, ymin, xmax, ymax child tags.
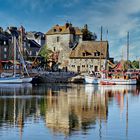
<box><xmin>83</xmin><ymin>53</ymin><xmax>85</xmax><ymax>56</ymax></box>
<box><xmin>94</xmin><ymin>51</ymin><xmax>100</xmax><ymax>56</ymax></box>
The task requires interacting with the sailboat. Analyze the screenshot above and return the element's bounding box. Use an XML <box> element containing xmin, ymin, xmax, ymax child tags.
<box><xmin>84</xmin><ymin>31</ymin><xmax>137</xmax><ymax>85</ymax></box>
<box><xmin>0</xmin><ymin>36</ymin><xmax>32</xmax><ymax>83</ymax></box>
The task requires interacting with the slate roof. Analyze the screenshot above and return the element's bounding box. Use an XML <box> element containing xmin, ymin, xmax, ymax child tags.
<box><xmin>46</xmin><ymin>23</ymin><xmax>83</xmax><ymax>35</ymax></box>
<box><xmin>28</xmin><ymin>39</ymin><xmax>41</xmax><ymax>48</ymax></box>
<box><xmin>69</xmin><ymin>41</ymin><xmax>109</xmax><ymax>59</ymax></box>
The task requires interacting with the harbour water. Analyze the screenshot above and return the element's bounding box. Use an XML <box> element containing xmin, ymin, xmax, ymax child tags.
<box><xmin>0</xmin><ymin>83</ymin><xmax>140</xmax><ymax>140</ymax></box>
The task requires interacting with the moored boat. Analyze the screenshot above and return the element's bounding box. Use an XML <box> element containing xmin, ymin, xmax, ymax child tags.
<box><xmin>22</xmin><ymin>77</ymin><xmax>33</xmax><ymax>83</ymax></box>
<box><xmin>0</xmin><ymin>77</ymin><xmax>23</xmax><ymax>84</ymax></box>
<box><xmin>100</xmin><ymin>78</ymin><xmax>137</xmax><ymax>85</ymax></box>
<box><xmin>100</xmin><ymin>80</ymin><xmax>116</xmax><ymax>85</ymax></box>
<box><xmin>84</xmin><ymin>75</ymin><xmax>100</xmax><ymax>84</ymax></box>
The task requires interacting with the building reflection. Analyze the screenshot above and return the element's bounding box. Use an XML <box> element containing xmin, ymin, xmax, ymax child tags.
<box><xmin>45</xmin><ymin>84</ymin><xmax>107</xmax><ymax>135</ymax></box>
<box><xmin>0</xmin><ymin>84</ymin><xmax>139</xmax><ymax>138</ymax></box>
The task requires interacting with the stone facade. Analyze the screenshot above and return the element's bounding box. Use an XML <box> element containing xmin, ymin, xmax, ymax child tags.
<box><xmin>46</xmin><ymin>23</ymin><xmax>109</xmax><ymax>73</ymax></box>
<box><xmin>69</xmin><ymin>58</ymin><xmax>106</xmax><ymax>73</ymax></box>
<box><xmin>69</xmin><ymin>41</ymin><xmax>109</xmax><ymax>73</ymax></box>
<box><xmin>46</xmin><ymin>23</ymin><xmax>83</xmax><ymax>70</ymax></box>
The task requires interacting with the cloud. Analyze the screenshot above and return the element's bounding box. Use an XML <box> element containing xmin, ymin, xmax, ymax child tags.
<box><xmin>0</xmin><ymin>0</ymin><xmax>140</xmax><ymax>60</ymax></box>
<box><xmin>72</xmin><ymin>0</ymin><xmax>140</xmax><ymax>60</ymax></box>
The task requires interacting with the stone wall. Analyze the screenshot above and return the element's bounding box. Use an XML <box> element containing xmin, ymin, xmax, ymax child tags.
<box><xmin>68</xmin><ymin>58</ymin><xmax>106</xmax><ymax>73</ymax></box>
<box><xmin>47</xmin><ymin>34</ymin><xmax>74</xmax><ymax>67</ymax></box>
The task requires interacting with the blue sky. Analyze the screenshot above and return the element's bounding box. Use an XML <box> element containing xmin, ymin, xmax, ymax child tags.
<box><xmin>0</xmin><ymin>0</ymin><xmax>140</xmax><ymax>60</ymax></box>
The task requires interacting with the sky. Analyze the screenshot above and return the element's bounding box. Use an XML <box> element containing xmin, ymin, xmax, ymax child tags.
<box><xmin>0</xmin><ymin>0</ymin><xmax>140</xmax><ymax>60</ymax></box>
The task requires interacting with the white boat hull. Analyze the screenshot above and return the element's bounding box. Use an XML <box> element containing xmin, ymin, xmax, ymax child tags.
<box><xmin>0</xmin><ymin>77</ymin><xmax>23</xmax><ymax>83</ymax></box>
<box><xmin>84</xmin><ymin>76</ymin><xmax>100</xmax><ymax>84</ymax></box>
<box><xmin>84</xmin><ymin>75</ymin><xmax>137</xmax><ymax>85</ymax></box>
<box><xmin>22</xmin><ymin>77</ymin><xmax>32</xmax><ymax>83</ymax></box>
<box><xmin>0</xmin><ymin>77</ymin><xmax>32</xmax><ymax>84</ymax></box>
<box><xmin>100</xmin><ymin>78</ymin><xmax>137</xmax><ymax>85</ymax></box>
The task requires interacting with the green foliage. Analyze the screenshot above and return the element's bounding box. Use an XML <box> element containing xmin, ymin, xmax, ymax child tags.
<box><xmin>39</xmin><ymin>45</ymin><xmax>53</xmax><ymax>61</ymax></box>
<box><xmin>81</xmin><ymin>24</ymin><xmax>97</xmax><ymax>41</ymax></box>
<box><xmin>123</xmin><ymin>60</ymin><xmax>139</xmax><ymax>69</ymax></box>
<box><xmin>131</xmin><ymin>60</ymin><xmax>139</xmax><ymax>69</ymax></box>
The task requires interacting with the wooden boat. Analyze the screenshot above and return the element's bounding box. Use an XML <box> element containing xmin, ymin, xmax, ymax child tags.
<box><xmin>100</xmin><ymin>80</ymin><xmax>116</xmax><ymax>85</ymax></box>
<box><xmin>100</xmin><ymin>78</ymin><xmax>137</xmax><ymax>85</ymax></box>
<box><xmin>84</xmin><ymin>74</ymin><xmax>137</xmax><ymax>85</ymax></box>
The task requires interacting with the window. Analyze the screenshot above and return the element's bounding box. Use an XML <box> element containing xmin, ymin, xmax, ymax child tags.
<box><xmin>4</xmin><ymin>47</ymin><xmax>7</xmax><ymax>52</ymax></box>
<box><xmin>83</xmin><ymin>53</ymin><xmax>85</xmax><ymax>56</ymax></box>
<box><xmin>94</xmin><ymin>66</ymin><xmax>98</xmax><ymax>72</ymax></box>
<box><xmin>30</xmin><ymin>51</ymin><xmax>32</xmax><ymax>55</ymax></box>
<box><xmin>57</xmin><ymin>36</ymin><xmax>59</xmax><ymax>42</ymax></box>
<box><xmin>82</xmin><ymin>65</ymin><xmax>85</xmax><ymax>67</ymax></box>
<box><xmin>4</xmin><ymin>54</ymin><xmax>7</xmax><ymax>58</ymax></box>
<box><xmin>90</xmin><ymin>65</ymin><xmax>93</xmax><ymax>68</ymax></box>
<box><xmin>72</xmin><ymin>65</ymin><xmax>75</xmax><ymax>67</ymax></box>
<box><xmin>53</xmin><ymin>47</ymin><xmax>56</xmax><ymax>51</ymax></box>
<box><xmin>94</xmin><ymin>51</ymin><xmax>100</xmax><ymax>56</ymax></box>
<box><xmin>4</xmin><ymin>41</ymin><xmax>6</xmax><ymax>45</ymax></box>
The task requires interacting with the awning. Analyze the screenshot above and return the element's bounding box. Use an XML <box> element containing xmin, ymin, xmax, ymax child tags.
<box><xmin>25</xmin><ymin>61</ymin><xmax>33</xmax><ymax>64</ymax></box>
<box><xmin>9</xmin><ymin>60</ymin><xmax>20</xmax><ymax>65</ymax></box>
<box><xmin>0</xmin><ymin>60</ymin><xmax>9</xmax><ymax>63</ymax></box>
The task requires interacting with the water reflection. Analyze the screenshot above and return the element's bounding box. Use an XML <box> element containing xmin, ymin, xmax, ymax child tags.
<box><xmin>0</xmin><ymin>83</ymin><xmax>139</xmax><ymax>139</ymax></box>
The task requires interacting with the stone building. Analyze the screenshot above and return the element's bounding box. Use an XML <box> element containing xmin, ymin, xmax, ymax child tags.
<box><xmin>0</xmin><ymin>28</ymin><xmax>13</xmax><ymax>69</ymax></box>
<box><xmin>46</xmin><ymin>22</ymin><xmax>83</xmax><ymax>70</ymax></box>
<box><xmin>46</xmin><ymin>23</ymin><xmax>110</xmax><ymax>73</ymax></box>
<box><xmin>69</xmin><ymin>41</ymin><xmax>109</xmax><ymax>73</ymax></box>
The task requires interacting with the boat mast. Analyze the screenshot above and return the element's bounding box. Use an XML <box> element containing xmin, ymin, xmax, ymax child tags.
<box><xmin>100</xmin><ymin>26</ymin><xmax>103</xmax><ymax>71</ymax></box>
<box><xmin>19</xmin><ymin>26</ymin><xmax>30</xmax><ymax>77</ymax></box>
<box><xmin>0</xmin><ymin>45</ymin><xmax>2</xmax><ymax>73</ymax></box>
<box><xmin>13</xmin><ymin>36</ymin><xmax>16</xmax><ymax>77</ymax></box>
<box><xmin>126</xmin><ymin>31</ymin><xmax>129</xmax><ymax>70</ymax></box>
<box><xmin>127</xmin><ymin>32</ymin><xmax>129</xmax><ymax>62</ymax></box>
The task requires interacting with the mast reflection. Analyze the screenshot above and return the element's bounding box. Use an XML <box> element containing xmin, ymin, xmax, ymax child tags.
<box><xmin>0</xmin><ymin>84</ymin><xmax>139</xmax><ymax>138</ymax></box>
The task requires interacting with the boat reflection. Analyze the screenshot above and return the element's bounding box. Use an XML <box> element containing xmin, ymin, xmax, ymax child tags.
<box><xmin>0</xmin><ymin>84</ymin><xmax>139</xmax><ymax>139</ymax></box>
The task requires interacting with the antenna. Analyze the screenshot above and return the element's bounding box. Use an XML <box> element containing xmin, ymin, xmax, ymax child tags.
<box><xmin>106</xmin><ymin>29</ymin><xmax>108</xmax><ymax>41</ymax></box>
<box><xmin>100</xmin><ymin>26</ymin><xmax>103</xmax><ymax>41</ymax></box>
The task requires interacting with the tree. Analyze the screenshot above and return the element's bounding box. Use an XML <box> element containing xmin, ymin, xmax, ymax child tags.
<box><xmin>81</xmin><ymin>24</ymin><xmax>97</xmax><ymax>41</ymax></box>
<box><xmin>131</xmin><ymin>60</ymin><xmax>139</xmax><ymax>69</ymax></box>
<box><xmin>37</xmin><ymin>45</ymin><xmax>53</xmax><ymax>68</ymax></box>
<box><xmin>39</xmin><ymin>44</ymin><xmax>53</xmax><ymax>61</ymax></box>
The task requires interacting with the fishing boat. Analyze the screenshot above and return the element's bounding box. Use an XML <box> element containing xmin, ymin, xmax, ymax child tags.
<box><xmin>100</xmin><ymin>77</ymin><xmax>136</xmax><ymax>85</ymax></box>
<box><xmin>100</xmin><ymin>80</ymin><xmax>116</xmax><ymax>85</ymax></box>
